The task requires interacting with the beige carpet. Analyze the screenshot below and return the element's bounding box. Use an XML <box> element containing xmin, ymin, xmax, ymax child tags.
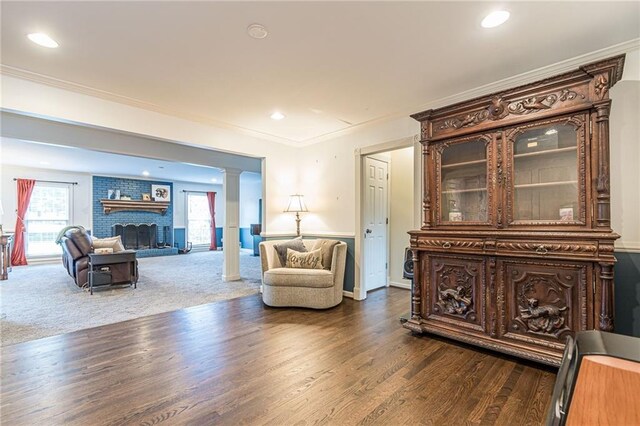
<box><xmin>0</xmin><ymin>251</ymin><xmax>262</xmax><ymax>346</ymax></box>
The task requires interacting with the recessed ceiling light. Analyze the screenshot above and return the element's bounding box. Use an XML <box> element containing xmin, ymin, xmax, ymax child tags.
<box><xmin>247</xmin><ymin>24</ymin><xmax>268</xmax><ymax>39</ymax></box>
<box><xmin>270</xmin><ymin>112</ymin><xmax>285</xmax><ymax>120</ymax></box>
<box><xmin>481</xmin><ymin>11</ymin><xmax>510</xmax><ymax>28</ymax></box>
<box><xmin>27</xmin><ymin>33</ymin><xmax>59</xmax><ymax>48</ymax></box>
<box><xmin>142</xmin><ymin>170</ymin><xmax>150</xmax><ymax>176</ymax></box>
<box><xmin>211</xmin><ymin>178</ymin><xmax>218</xmax><ymax>183</ymax></box>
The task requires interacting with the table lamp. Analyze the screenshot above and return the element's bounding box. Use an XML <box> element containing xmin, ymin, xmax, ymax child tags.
<box><xmin>284</xmin><ymin>194</ymin><xmax>308</xmax><ymax>237</ymax></box>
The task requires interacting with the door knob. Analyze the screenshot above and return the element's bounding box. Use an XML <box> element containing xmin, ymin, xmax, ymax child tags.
<box><xmin>365</xmin><ymin>229</ymin><xmax>372</xmax><ymax>234</ymax></box>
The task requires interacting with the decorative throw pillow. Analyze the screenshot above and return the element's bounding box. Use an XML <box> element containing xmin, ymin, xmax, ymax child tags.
<box><xmin>286</xmin><ymin>248</ymin><xmax>323</xmax><ymax>269</ymax></box>
<box><xmin>92</xmin><ymin>236</ymin><xmax>125</xmax><ymax>253</ymax></box>
<box><xmin>273</xmin><ymin>237</ymin><xmax>307</xmax><ymax>267</ymax></box>
<box><xmin>312</xmin><ymin>239</ymin><xmax>340</xmax><ymax>270</ymax></box>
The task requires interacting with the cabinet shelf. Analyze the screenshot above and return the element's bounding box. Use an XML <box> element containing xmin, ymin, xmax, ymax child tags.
<box><xmin>441</xmin><ymin>158</ymin><xmax>486</xmax><ymax>169</ymax></box>
<box><xmin>442</xmin><ymin>187</ymin><xmax>487</xmax><ymax>194</ymax></box>
<box><xmin>513</xmin><ymin>146</ymin><xmax>577</xmax><ymax>159</ymax></box>
<box><xmin>514</xmin><ymin>180</ymin><xmax>578</xmax><ymax>189</ymax></box>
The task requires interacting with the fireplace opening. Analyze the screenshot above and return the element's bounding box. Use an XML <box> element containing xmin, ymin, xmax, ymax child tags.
<box><xmin>113</xmin><ymin>223</ymin><xmax>159</xmax><ymax>250</ymax></box>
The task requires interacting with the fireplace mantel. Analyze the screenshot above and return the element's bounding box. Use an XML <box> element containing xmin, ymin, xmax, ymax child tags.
<box><xmin>100</xmin><ymin>199</ymin><xmax>169</xmax><ymax>215</ymax></box>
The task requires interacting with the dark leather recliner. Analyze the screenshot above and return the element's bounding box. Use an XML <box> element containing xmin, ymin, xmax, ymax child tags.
<box><xmin>60</xmin><ymin>228</ymin><xmax>137</xmax><ymax>288</ymax></box>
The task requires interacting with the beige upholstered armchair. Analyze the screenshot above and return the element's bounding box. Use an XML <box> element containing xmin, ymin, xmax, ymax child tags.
<box><xmin>259</xmin><ymin>239</ymin><xmax>347</xmax><ymax>309</ymax></box>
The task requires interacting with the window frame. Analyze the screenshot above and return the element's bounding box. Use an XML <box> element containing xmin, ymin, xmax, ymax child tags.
<box><xmin>25</xmin><ymin>181</ymin><xmax>74</xmax><ymax>259</ymax></box>
<box><xmin>185</xmin><ymin>192</ymin><xmax>212</xmax><ymax>247</ymax></box>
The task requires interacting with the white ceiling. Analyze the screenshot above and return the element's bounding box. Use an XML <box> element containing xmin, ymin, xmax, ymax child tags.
<box><xmin>0</xmin><ymin>137</ymin><xmax>261</xmax><ymax>185</ymax></box>
<box><xmin>1</xmin><ymin>2</ymin><xmax>639</xmax><ymax>144</ymax></box>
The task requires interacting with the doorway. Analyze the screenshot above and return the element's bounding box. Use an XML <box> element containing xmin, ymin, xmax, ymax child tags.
<box><xmin>357</xmin><ymin>138</ymin><xmax>419</xmax><ymax>300</ymax></box>
<box><xmin>363</xmin><ymin>155</ymin><xmax>389</xmax><ymax>291</ymax></box>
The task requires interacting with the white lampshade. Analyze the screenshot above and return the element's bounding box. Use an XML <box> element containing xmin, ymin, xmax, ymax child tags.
<box><xmin>284</xmin><ymin>194</ymin><xmax>308</xmax><ymax>213</ymax></box>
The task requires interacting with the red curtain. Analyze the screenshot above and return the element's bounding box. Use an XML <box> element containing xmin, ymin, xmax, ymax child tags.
<box><xmin>207</xmin><ymin>192</ymin><xmax>217</xmax><ymax>250</ymax></box>
<box><xmin>11</xmin><ymin>179</ymin><xmax>36</xmax><ymax>266</ymax></box>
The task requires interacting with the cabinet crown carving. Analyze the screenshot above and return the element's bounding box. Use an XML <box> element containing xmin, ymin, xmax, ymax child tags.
<box><xmin>412</xmin><ymin>55</ymin><xmax>625</xmax><ymax>141</ymax></box>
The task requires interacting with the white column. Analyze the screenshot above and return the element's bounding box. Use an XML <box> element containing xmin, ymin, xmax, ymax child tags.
<box><xmin>222</xmin><ymin>168</ymin><xmax>241</xmax><ymax>281</ymax></box>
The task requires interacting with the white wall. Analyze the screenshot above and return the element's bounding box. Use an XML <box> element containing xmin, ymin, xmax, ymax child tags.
<box><xmin>172</xmin><ymin>181</ymin><xmax>224</xmax><ymax>228</ymax></box>
<box><xmin>610</xmin><ymin>79</ymin><xmax>640</xmax><ymax>251</ymax></box>
<box><xmin>298</xmin><ymin>117</ymin><xmax>418</xmax><ymax>236</ymax></box>
<box><xmin>239</xmin><ymin>174</ymin><xmax>262</xmax><ymax>228</ymax></box>
<box><xmin>389</xmin><ymin>147</ymin><xmax>414</xmax><ymax>286</ymax></box>
<box><xmin>0</xmin><ymin>75</ymin><xmax>299</xmax><ymax>236</ymax></box>
<box><xmin>2</xmin><ymin>45</ymin><xmax>638</xmax><ymax>251</ymax></box>
<box><xmin>0</xmin><ymin>164</ymin><xmax>92</xmax><ymax>232</ymax></box>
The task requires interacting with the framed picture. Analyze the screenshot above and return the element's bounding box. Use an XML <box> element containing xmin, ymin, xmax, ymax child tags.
<box><xmin>142</xmin><ymin>193</ymin><xmax>151</xmax><ymax>201</ymax></box>
<box><xmin>115</xmin><ymin>190</ymin><xmax>121</xmax><ymax>200</ymax></box>
<box><xmin>108</xmin><ymin>189</ymin><xmax>115</xmax><ymax>200</ymax></box>
<box><xmin>151</xmin><ymin>184</ymin><xmax>170</xmax><ymax>202</ymax></box>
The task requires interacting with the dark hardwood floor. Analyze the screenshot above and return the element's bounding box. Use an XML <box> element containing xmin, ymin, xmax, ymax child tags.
<box><xmin>1</xmin><ymin>288</ymin><xmax>556</xmax><ymax>425</ymax></box>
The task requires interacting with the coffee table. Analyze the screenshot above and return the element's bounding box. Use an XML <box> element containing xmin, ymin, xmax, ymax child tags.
<box><xmin>88</xmin><ymin>252</ymin><xmax>138</xmax><ymax>295</ymax></box>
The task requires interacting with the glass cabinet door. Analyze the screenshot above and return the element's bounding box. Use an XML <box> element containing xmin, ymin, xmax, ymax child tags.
<box><xmin>438</xmin><ymin>137</ymin><xmax>491</xmax><ymax>224</ymax></box>
<box><xmin>507</xmin><ymin>117</ymin><xmax>585</xmax><ymax>224</ymax></box>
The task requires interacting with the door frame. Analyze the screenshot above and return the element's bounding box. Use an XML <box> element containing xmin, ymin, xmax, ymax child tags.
<box><xmin>363</xmin><ymin>154</ymin><xmax>390</xmax><ymax>292</ymax></box>
<box><xmin>354</xmin><ymin>135</ymin><xmax>422</xmax><ymax>301</ymax></box>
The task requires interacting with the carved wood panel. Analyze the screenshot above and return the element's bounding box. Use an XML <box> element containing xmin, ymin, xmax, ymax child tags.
<box><xmin>498</xmin><ymin>259</ymin><xmax>589</xmax><ymax>350</ymax></box>
<box><xmin>430</xmin><ymin>88</ymin><xmax>588</xmax><ymax>138</ymax></box>
<box><xmin>428</xmin><ymin>255</ymin><xmax>486</xmax><ymax>332</ymax></box>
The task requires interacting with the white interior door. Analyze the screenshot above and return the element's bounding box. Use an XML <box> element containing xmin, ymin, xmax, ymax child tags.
<box><xmin>363</xmin><ymin>156</ymin><xmax>389</xmax><ymax>291</ymax></box>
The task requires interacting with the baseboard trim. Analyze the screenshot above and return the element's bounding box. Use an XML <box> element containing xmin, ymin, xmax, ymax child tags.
<box><xmin>25</xmin><ymin>257</ymin><xmax>59</xmax><ymax>265</ymax></box>
<box><xmin>389</xmin><ymin>281</ymin><xmax>411</xmax><ymax>290</ymax></box>
<box><xmin>343</xmin><ymin>290</ymin><xmax>354</xmax><ymax>299</ymax></box>
<box><xmin>222</xmin><ymin>274</ymin><xmax>241</xmax><ymax>282</ymax></box>
<box><xmin>615</xmin><ymin>242</ymin><xmax>640</xmax><ymax>253</ymax></box>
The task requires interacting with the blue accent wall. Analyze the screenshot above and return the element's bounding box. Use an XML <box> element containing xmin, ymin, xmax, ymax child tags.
<box><xmin>615</xmin><ymin>251</ymin><xmax>640</xmax><ymax>337</ymax></box>
<box><xmin>174</xmin><ymin>227</ymin><xmax>186</xmax><ymax>249</ymax></box>
<box><xmin>240</xmin><ymin>227</ymin><xmax>252</xmax><ymax>249</ymax></box>
<box><xmin>93</xmin><ymin>176</ymin><xmax>173</xmax><ymax>246</ymax></box>
<box><xmin>216</xmin><ymin>228</ymin><xmax>223</xmax><ymax>248</ymax></box>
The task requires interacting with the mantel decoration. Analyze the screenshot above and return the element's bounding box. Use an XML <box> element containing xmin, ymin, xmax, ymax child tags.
<box><xmin>284</xmin><ymin>194</ymin><xmax>308</xmax><ymax>237</ymax></box>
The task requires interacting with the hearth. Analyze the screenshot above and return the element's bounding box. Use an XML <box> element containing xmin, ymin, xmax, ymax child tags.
<box><xmin>113</xmin><ymin>223</ymin><xmax>158</xmax><ymax>250</ymax></box>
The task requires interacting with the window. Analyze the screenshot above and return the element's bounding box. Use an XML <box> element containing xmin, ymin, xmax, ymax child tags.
<box><xmin>186</xmin><ymin>193</ymin><xmax>211</xmax><ymax>246</ymax></box>
<box><xmin>25</xmin><ymin>183</ymin><xmax>73</xmax><ymax>257</ymax></box>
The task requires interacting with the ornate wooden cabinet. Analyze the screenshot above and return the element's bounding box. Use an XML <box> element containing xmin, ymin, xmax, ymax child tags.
<box><xmin>404</xmin><ymin>55</ymin><xmax>625</xmax><ymax>366</ymax></box>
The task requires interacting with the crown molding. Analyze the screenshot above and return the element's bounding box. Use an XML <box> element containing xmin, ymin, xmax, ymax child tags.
<box><xmin>2</xmin><ymin>38</ymin><xmax>638</xmax><ymax>149</ymax></box>
<box><xmin>298</xmin><ymin>38</ymin><xmax>640</xmax><ymax>147</ymax></box>
<box><xmin>0</xmin><ymin>65</ymin><xmax>300</xmax><ymax>147</ymax></box>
